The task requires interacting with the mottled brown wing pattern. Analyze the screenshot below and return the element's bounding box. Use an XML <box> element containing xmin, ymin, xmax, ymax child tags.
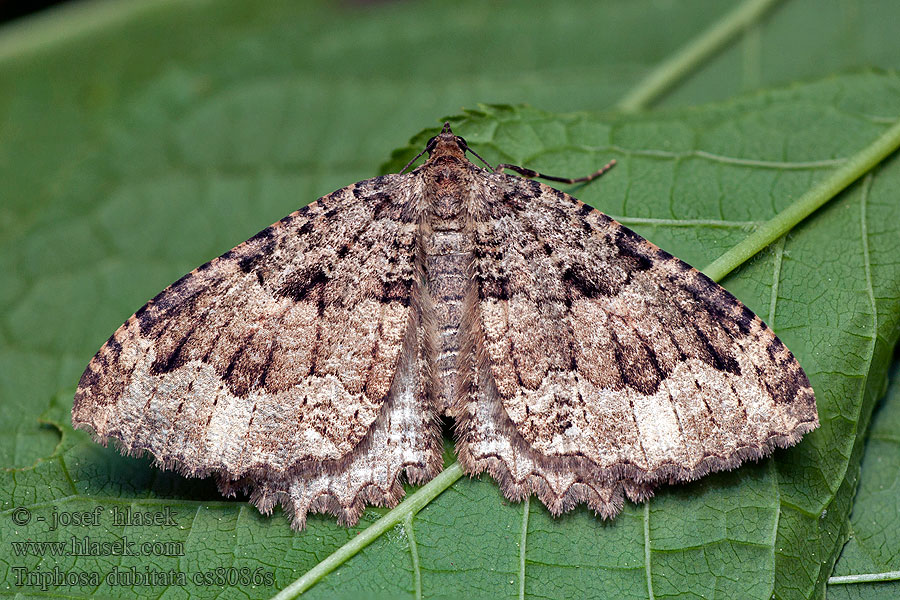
<box><xmin>457</xmin><ymin>174</ymin><xmax>818</xmax><ymax>516</ymax></box>
<box><xmin>73</xmin><ymin>174</ymin><xmax>443</xmax><ymax>527</ymax></box>
<box><xmin>74</xmin><ymin>123</ymin><xmax>818</xmax><ymax>529</ymax></box>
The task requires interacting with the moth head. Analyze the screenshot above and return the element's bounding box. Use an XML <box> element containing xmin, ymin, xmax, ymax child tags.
<box><xmin>400</xmin><ymin>122</ymin><xmax>487</xmax><ymax>175</ymax></box>
<box><xmin>425</xmin><ymin>122</ymin><xmax>469</xmax><ymax>161</ymax></box>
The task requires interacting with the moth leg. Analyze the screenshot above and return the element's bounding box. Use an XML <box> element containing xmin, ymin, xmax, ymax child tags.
<box><xmin>494</xmin><ymin>159</ymin><xmax>617</xmax><ymax>184</ymax></box>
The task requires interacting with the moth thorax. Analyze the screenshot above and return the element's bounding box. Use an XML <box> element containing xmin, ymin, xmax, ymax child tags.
<box><xmin>432</xmin><ymin>192</ymin><xmax>465</xmax><ymax>220</ymax></box>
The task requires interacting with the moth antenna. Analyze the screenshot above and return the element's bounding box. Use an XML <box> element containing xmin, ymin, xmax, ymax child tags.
<box><xmin>400</xmin><ymin>133</ymin><xmax>440</xmax><ymax>174</ymax></box>
<box><xmin>400</xmin><ymin>147</ymin><xmax>429</xmax><ymax>174</ymax></box>
<box><xmin>456</xmin><ymin>139</ymin><xmax>495</xmax><ymax>170</ymax></box>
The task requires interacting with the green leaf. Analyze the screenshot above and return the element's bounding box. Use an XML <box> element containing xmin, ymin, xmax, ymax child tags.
<box><xmin>4</xmin><ymin>73</ymin><xmax>899</xmax><ymax>599</ymax></box>
<box><xmin>2</xmin><ymin>1</ymin><xmax>900</xmax><ymax>599</ymax></box>
<box><xmin>827</xmin><ymin>356</ymin><xmax>900</xmax><ymax>600</ymax></box>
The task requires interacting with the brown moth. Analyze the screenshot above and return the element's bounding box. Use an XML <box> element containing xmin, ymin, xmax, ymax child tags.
<box><xmin>72</xmin><ymin>123</ymin><xmax>818</xmax><ymax>530</ymax></box>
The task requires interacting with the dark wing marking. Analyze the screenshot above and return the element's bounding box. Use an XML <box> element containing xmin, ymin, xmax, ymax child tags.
<box><xmin>73</xmin><ymin>174</ymin><xmax>442</xmax><ymax>528</ymax></box>
<box><xmin>456</xmin><ymin>173</ymin><xmax>817</xmax><ymax>517</ymax></box>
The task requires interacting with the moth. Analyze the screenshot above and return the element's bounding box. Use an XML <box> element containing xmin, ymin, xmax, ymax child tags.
<box><xmin>73</xmin><ymin>123</ymin><xmax>818</xmax><ymax>530</ymax></box>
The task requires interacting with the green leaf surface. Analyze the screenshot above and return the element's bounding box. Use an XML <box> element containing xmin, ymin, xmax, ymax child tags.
<box><xmin>1</xmin><ymin>1</ymin><xmax>900</xmax><ymax>599</ymax></box>
<box><xmin>4</xmin><ymin>74</ymin><xmax>900</xmax><ymax>599</ymax></box>
<box><xmin>827</xmin><ymin>355</ymin><xmax>900</xmax><ymax>600</ymax></box>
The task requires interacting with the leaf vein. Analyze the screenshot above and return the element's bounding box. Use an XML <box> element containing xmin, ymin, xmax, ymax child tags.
<box><xmin>519</xmin><ymin>496</ymin><xmax>530</xmax><ymax>600</ymax></box>
<box><xmin>404</xmin><ymin>512</ymin><xmax>422</xmax><ymax>600</ymax></box>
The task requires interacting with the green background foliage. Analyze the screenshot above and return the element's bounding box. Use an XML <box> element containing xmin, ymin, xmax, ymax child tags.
<box><xmin>1</xmin><ymin>1</ymin><xmax>898</xmax><ymax>599</ymax></box>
